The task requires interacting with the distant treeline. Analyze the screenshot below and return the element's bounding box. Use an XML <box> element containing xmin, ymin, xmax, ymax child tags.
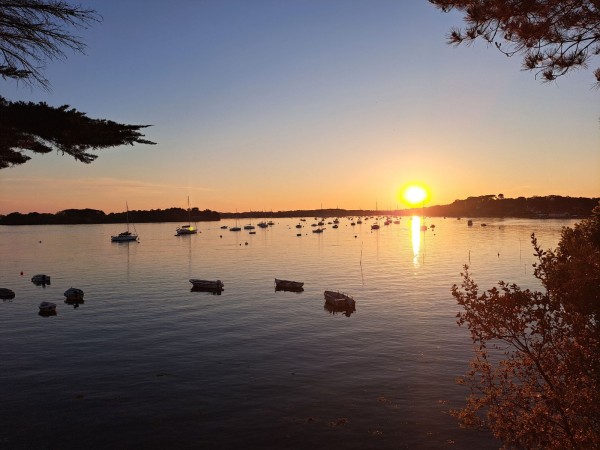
<box><xmin>1</xmin><ymin>196</ymin><xmax>598</xmax><ymax>225</ymax></box>
<box><xmin>422</xmin><ymin>195</ymin><xmax>599</xmax><ymax>218</ymax></box>
<box><xmin>0</xmin><ymin>207</ymin><xmax>220</xmax><ymax>225</ymax></box>
<box><xmin>222</xmin><ymin>195</ymin><xmax>599</xmax><ymax>219</ymax></box>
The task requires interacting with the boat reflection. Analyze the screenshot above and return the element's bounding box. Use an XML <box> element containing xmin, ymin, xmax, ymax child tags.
<box><xmin>275</xmin><ymin>285</ymin><xmax>304</xmax><ymax>293</ymax></box>
<box><xmin>191</xmin><ymin>286</ymin><xmax>223</xmax><ymax>295</ymax></box>
<box><xmin>324</xmin><ymin>302</ymin><xmax>356</xmax><ymax>317</ymax></box>
<box><xmin>65</xmin><ymin>298</ymin><xmax>85</xmax><ymax>308</ymax></box>
<box><xmin>38</xmin><ymin>310</ymin><xmax>57</xmax><ymax>317</ymax></box>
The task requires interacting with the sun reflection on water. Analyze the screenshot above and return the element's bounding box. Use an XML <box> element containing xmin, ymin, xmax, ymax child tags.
<box><xmin>411</xmin><ymin>216</ymin><xmax>421</xmax><ymax>267</ymax></box>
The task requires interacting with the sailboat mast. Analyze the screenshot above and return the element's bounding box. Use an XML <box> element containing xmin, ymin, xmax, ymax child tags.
<box><xmin>126</xmin><ymin>202</ymin><xmax>130</xmax><ymax>232</ymax></box>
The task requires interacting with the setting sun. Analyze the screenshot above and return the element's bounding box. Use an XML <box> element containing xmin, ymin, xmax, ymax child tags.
<box><xmin>402</xmin><ymin>185</ymin><xmax>429</xmax><ymax>206</ymax></box>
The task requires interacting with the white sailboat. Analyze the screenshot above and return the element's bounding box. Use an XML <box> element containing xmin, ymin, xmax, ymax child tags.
<box><xmin>111</xmin><ymin>202</ymin><xmax>139</xmax><ymax>242</ymax></box>
<box><xmin>176</xmin><ymin>196</ymin><xmax>198</xmax><ymax>235</ymax></box>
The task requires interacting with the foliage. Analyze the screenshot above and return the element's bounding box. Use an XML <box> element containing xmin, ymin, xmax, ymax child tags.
<box><xmin>0</xmin><ymin>0</ymin><xmax>99</xmax><ymax>88</ymax></box>
<box><xmin>0</xmin><ymin>1</ymin><xmax>155</xmax><ymax>168</ymax></box>
<box><xmin>0</xmin><ymin>96</ymin><xmax>155</xmax><ymax>169</ymax></box>
<box><xmin>430</xmin><ymin>0</ymin><xmax>600</xmax><ymax>87</ymax></box>
<box><xmin>452</xmin><ymin>203</ymin><xmax>600</xmax><ymax>448</ymax></box>
<box><xmin>0</xmin><ymin>207</ymin><xmax>221</xmax><ymax>225</ymax></box>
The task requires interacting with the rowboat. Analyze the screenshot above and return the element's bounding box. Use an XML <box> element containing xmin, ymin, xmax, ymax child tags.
<box><xmin>39</xmin><ymin>301</ymin><xmax>57</xmax><ymax>312</ymax></box>
<box><xmin>274</xmin><ymin>278</ymin><xmax>304</xmax><ymax>292</ymax></box>
<box><xmin>324</xmin><ymin>290</ymin><xmax>355</xmax><ymax>309</ymax></box>
<box><xmin>64</xmin><ymin>287</ymin><xmax>84</xmax><ymax>301</ymax></box>
<box><xmin>189</xmin><ymin>279</ymin><xmax>224</xmax><ymax>290</ymax></box>
<box><xmin>31</xmin><ymin>274</ymin><xmax>51</xmax><ymax>285</ymax></box>
<box><xmin>0</xmin><ymin>288</ymin><xmax>15</xmax><ymax>299</ymax></box>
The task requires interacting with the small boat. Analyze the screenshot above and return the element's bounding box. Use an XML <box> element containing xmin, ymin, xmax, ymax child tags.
<box><xmin>112</xmin><ymin>202</ymin><xmax>139</xmax><ymax>242</ymax></box>
<box><xmin>39</xmin><ymin>301</ymin><xmax>57</xmax><ymax>312</ymax></box>
<box><xmin>189</xmin><ymin>279</ymin><xmax>224</xmax><ymax>290</ymax></box>
<box><xmin>31</xmin><ymin>274</ymin><xmax>51</xmax><ymax>285</ymax></box>
<box><xmin>275</xmin><ymin>278</ymin><xmax>304</xmax><ymax>292</ymax></box>
<box><xmin>371</xmin><ymin>223</ymin><xmax>380</xmax><ymax>230</ymax></box>
<box><xmin>0</xmin><ymin>288</ymin><xmax>15</xmax><ymax>299</ymax></box>
<box><xmin>64</xmin><ymin>287</ymin><xmax>84</xmax><ymax>301</ymax></box>
<box><xmin>295</xmin><ymin>224</ymin><xmax>302</xmax><ymax>228</ymax></box>
<box><xmin>332</xmin><ymin>224</ymin><xmax>339</xmax><ymax>229</ymax></box>
<box><xmin>176</xmin><ymin>196</ymin><xmax>198</xmax><ymax>235</ymax></box>
<box><xmin>220</xmin><ymin>225</ymin><xmax>228</xmax><ymax>229</ymax></box>
<box><xmin>312</xmin><ymin>228</ymin><xmax>325</xmax><ymax>233</ymax></box>
<box><xmin>111</xmin><ymin>230</ymin><xmax>139</xmax><ymax>242</ymax></box>
<box><xmin>467</xmin><ymin>219</ymin><xmax>473</xmax><ymax>226</ymax></box>
<box><xmin>257</xmin><ymin>221</ymin><xmax>269</xmax><ymax>228</ymax></box>
<box><xmin>324</xmin><ymin>290</ymin><xmax>355</xmax><ymax>309</ymax></box>
<box><xmin>176</xmin><ymin>224</ymin><xmax>197</xmax><ymax>235</ymax></box>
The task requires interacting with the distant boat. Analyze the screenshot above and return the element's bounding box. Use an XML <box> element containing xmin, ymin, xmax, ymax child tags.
<box><xmin>312</xmin><ymin>228</ymin><xmax>325</xmax><ymax>233</ymax></box>
<box><xmin>324</xmin><ymin>290</ymin><xmax>356</xmax><ymax>309</ymax></box>
<box><xmin>175</xmin><ymin>196</ymin><xmax>198</xmax><ymax>236</ymax></box>
<box><xmin>39</xmin><ymin>301</ymin><xmax>56</xmax><ymax>312</ymax></box>
<box><xmin>274</xmin><ymin>278</ymin><xmax>304</xmax><ymax>292</ymax></box>
<box><xmin>189</xmin><ymin>279</ymin><xmax>224</xmax><ymax>290</ymax></box>
<box><xmin>467</xmin><ymin>219</ymin><xmax>473</xmax><ymax>226</ymax></box>
<box><xmin>0</xmin><ymin>288</ymin><xmax>15</xmax><ymax>299</ymax></box>
<box><xmin>257</xmin><ymin>221</ymin><xmax>269</xmax><ymax>228</ymax></box>
<box><xmin>371</xmin><ymin>202</ymin><xmax>380</xmax><ymax>230</ymax></box>
<box><xmin>31</xmin><ymin>274</ymin><xmax>51</xmax><ymax>285</ymax></box>
<box><xmin>230</xmin><ymin>211</ymin><xmax>241</xmax><ymax>231</ymax></box>
<box><xmin>64</xmin><ymin>287</ymin><xmax>84</xmax><ymax>301</ymax></box>
<box><xmin>111</xmin><ymin>202</ymin><xmax>139</xmax><ymax>242</ymax></box>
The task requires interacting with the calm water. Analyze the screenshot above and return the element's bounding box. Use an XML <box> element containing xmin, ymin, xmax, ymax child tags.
<box><xmin>0</xmin><ymin>217</ymin><xmax>574</xmax><ymax>449</ymax></box>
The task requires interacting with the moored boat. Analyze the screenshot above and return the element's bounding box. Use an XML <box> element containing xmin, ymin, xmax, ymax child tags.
<box><xmin>0</xmin><ymin>288</ymin><xmax>15</xmax><ymax>299</ymax></box>
<box><xmin>112</xmin><ymin>202</ymin><xmax>139</xmax><ymax>241</ymax></box>
<box><xmin>189</xmin><ymin>279</ymin><xmax>224</xmax><ymax>290</ymax></box>
<box><xmin>31</xmin><ymin>274</ymin><xmax>51</xmax><ymax>285</ymax></box>
<box><xmin>64</xmin><ymin>287</ymin><xmax>84</xmax><ymax>301</ymax></box>
<box><xmin>176</xmin><ymin>196</ymin><xmax>198</xmax><ymax>235</ymax></box>
<box><xmin>274</xmin><ymin>278</ymin><xmax>304</xmax><ymax>292</ymax></box>
<box><xmin>39</xmin><ymin>301</ymin><xmax>57</xmax><ymax>312</ymax></box>
<box><xmin>324</xmin><ymin>290</ymin><xmax>355</xmax><ymax>309</ymax></box>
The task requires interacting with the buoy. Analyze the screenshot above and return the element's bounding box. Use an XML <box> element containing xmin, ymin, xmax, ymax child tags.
<box><xmin>20</xmin><ymin>271</ymin><xmax>23</xmax><ymax>276</ymax></box>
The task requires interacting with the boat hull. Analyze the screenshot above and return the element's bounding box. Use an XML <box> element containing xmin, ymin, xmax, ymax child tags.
<box><xmin>275</xmin><ymin>278</ymin><xmax>304</xmax><ymax>292</ymax></box>
<box><xmin>189</xmin><ymin>279</ymin><xmax>224</xmax><ymax>290</ymax></box>
<box><xmin>324</xmin><ymin>290</ymin><xmax>355</xmax><ymax>309</ymax></box>
<box><xmin>111</xmin><ymin>233</ymin><xmax>138</xmax><ymax>242</ymax></box>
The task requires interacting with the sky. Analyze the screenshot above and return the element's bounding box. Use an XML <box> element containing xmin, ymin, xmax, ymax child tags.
<box><xmin>1</xmin><ymin>0</ymin><xmax>599</xmax><ymax>214</ymax></box>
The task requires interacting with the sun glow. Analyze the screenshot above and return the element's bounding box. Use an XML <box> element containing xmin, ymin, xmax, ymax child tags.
<box><xmin>402</xmin><ymin>185</ymin><xmax>429</xmax><ymax>206</ymax></box>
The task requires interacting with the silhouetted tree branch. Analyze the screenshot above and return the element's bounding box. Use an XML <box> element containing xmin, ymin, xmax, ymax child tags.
<box><xmin>0</xmin><ymin>0</ymin><xmax>100</xmax><ymax>89</ymax></box>
<box><xmin>0</xmin><ymin>96</ymin><xmax>156</xmax><ymax>169</ymax></box>
<box><xmin>430</xmin><ymin>0</ymin><xmax>600</xmax><ymax>87</ymax></box>
<box><xmin>0</xmin><ymin>2</ymin><xmax>156</xmax><ymax>168</ymax></box>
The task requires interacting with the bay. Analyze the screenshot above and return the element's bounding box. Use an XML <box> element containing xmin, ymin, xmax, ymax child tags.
<box><xmin>0</xmin><ymin>217</ymin><xmax>573</xmax><ymax>449</ymax></box>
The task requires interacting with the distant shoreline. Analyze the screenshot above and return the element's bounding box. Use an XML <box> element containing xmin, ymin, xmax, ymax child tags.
<box><xmin>1</xmin><ymin>195</ymin><xmax>598</xmax><ymax>225</ymax></box>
